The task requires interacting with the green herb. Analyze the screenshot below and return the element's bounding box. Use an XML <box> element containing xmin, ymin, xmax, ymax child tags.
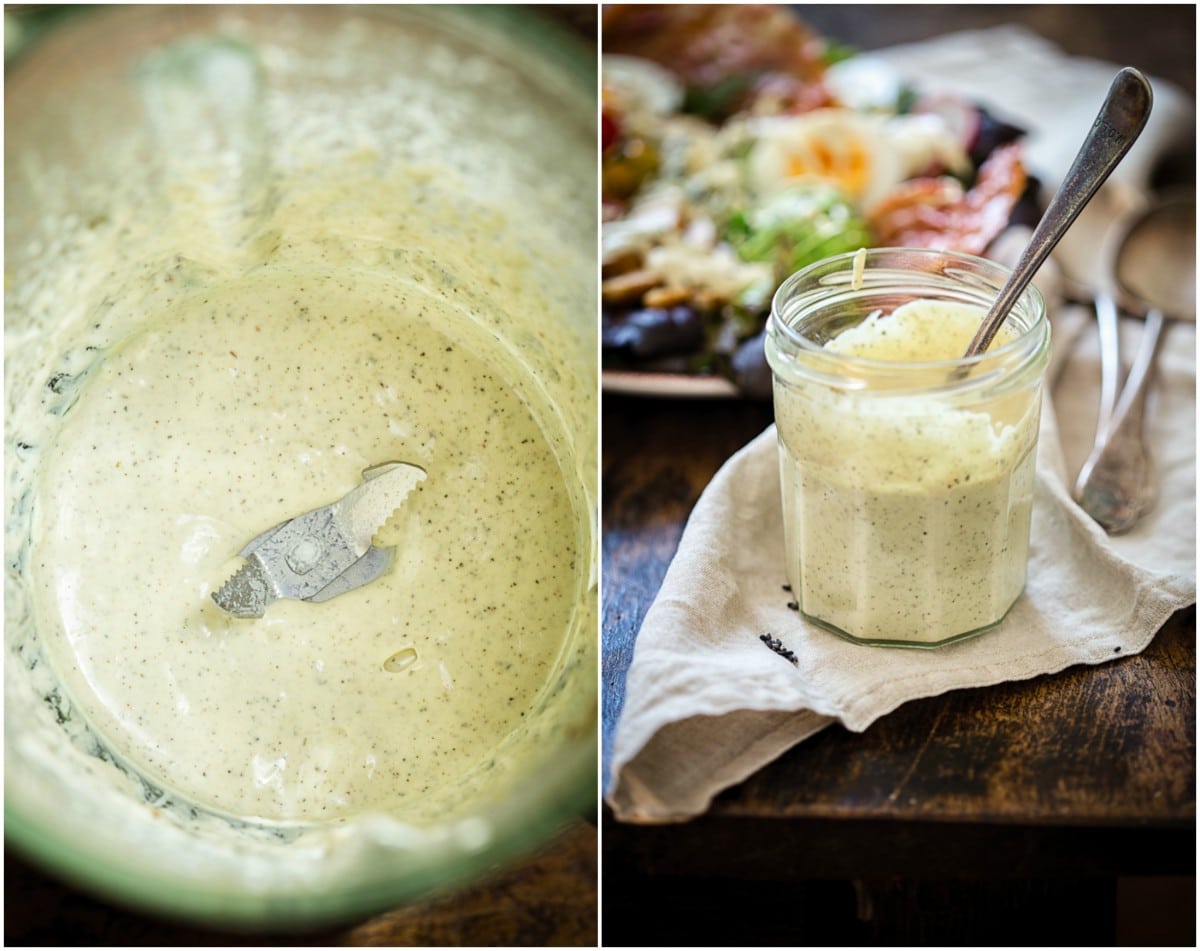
<box><xmin>725</xmin><ymin>184</ymin><xmax>874</xmax><ymax>281</ymax></box>
<box><xmin>682</xmin><ymin>72</ymin><xmax>759</xmax><ymax>123</ymax></box>
<box><xmin>822</xmin><ymin>40</ymin><xmax>859</xmax><ymax>66</ymax></box>
<box><xmin>895</xmin><ymin>83</ymin><xmax>919</xmax><ymax>115</ymax></box>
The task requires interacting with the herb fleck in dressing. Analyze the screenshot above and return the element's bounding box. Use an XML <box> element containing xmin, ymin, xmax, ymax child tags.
<box><xmin>29</xmin><ymin>271</ymin><xmax>579</xmax><ymax>822</ymax></box>
<box><xmin>774</xmin><ymin>300</ymin><xmax>1042</xmax><ymax>645</ymax></box>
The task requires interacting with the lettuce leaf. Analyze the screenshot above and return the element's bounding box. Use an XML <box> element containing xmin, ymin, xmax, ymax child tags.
<box><xmin>724</xmin><ymin>184</ymin><xmax>873</xmax><ymax>280</ymax></box>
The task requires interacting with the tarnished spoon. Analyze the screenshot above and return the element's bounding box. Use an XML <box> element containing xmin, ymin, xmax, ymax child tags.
<box><xmin>1074</xmin><ymin>191</ymin><xmax>1196</xmax><ymax>533</ymax></box>
<box><xmin>963</xmin><ymin>67</ymin><xmax>1153</xmax><ymax>358</ymax></box>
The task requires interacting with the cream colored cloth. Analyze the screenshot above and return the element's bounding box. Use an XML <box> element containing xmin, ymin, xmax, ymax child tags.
<box><xmin>607</xmin><ymin>29</ymin><xmax>1196</xmax><ymax>823</ymax></box>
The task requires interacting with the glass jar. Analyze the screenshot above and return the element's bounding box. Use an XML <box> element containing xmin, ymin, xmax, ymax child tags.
<box><xmin>765</xmin><ymin>248</ymin><xmax>1050</xmax><ymax>648</ymax></box>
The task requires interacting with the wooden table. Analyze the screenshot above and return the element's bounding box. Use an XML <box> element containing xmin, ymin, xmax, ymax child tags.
<box><xmin>601</xmin><ymin>393</ymin><xmax>1195</xmax><ymax>945</ymax></box>
<box><xmin>601</xmin><ymin>7</ymin><xmax>1196</xmax><ymax>944</ymax></box>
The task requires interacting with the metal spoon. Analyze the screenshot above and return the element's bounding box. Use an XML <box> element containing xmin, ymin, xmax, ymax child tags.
<box><xmin>1074</xmin><ymin>192</ymin><xmax>1196</xmax><ymax>533</ymax></box>
<box><xmin>963</xmin><ymin>67</ymin><xmax>1153</xmax><ymax>358</ymax></box>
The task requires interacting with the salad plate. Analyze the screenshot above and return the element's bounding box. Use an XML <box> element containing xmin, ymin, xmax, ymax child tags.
<box><xmin>601</xmin><ymin>4</ymin><xmax>1035</xmax><ymax>398</ymax></box>
<box><xmin>602</xmin><ymin>368</ymin><xmax>740</xmax><ymax>399</ymax></box>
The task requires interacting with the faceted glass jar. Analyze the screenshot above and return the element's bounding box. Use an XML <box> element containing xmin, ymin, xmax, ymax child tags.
<box><xmin>765</xmin><ymin>248</ymin><xmax>1050</xmax><ymax>648</ymax></box>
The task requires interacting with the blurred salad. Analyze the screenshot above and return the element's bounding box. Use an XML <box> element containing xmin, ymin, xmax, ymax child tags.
<box><xmin>601</xmin><ymin>4</ymin><xmax>1034</xmax><ymax>395</ymax></box>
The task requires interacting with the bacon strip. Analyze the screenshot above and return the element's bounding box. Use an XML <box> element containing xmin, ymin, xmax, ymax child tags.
<box><xmin>867</xmin><ymin>143</ymin><xmax>1027</xmax><ymax>254</ymax></box>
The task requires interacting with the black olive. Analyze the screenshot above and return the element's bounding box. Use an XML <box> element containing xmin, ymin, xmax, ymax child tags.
<box><xmin>601</xmin><ymin>306</ymin><xmax>705</xmax><ymax>359</ymax></box>
<box><xmin>731</xmin><ymin>330</ymin><xmax>773</xmax><ymax>399</ymax></box>
<box><xmin>968</xmin><ymin>107</ymin><xmax>1026</xmax><ymax>168</ymax></box>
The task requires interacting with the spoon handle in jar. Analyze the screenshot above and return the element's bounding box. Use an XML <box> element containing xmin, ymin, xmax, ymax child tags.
<box><xmin>963</xmin><ymin>67</ymin><xmax>1153</xmax><ymax>357</ymax></box>
<box><xmin>1074</xmin><ymin>307</ymin><xmax>1165</xmax><ymax>533</ymax></box>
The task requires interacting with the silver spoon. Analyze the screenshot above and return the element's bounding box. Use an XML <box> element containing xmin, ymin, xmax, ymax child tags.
<box><xmin>1090</xmin><ymin>290</ymin><xmax>1123</xmax><ymax>448</ymax></box>
<box><xmin>963</xmin><ymin>67</ymin><xmax>1153</xmax><ymax>358</ymax></box>
<box><xmin>1074</xmin><ymin>192</ymin><xmax>1196</xmax><ymax>533</ymax></box>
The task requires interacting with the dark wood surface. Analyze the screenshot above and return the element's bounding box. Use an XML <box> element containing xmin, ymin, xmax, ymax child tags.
<box><xmin>5</xmin><ymin>819</ymin><xmax>597</xmax><ymax>947</ymax></box>
<box><xmin>601</xmin><ymin>392</ymin><xmax>1195</xmax><ymax>944</ymax></box>
<box><xmin>602</xmin><ymin>397</ymin><xmax>1196</xmax><ymax>822</ymax></box>
<box><xmin>600</xmin><ymin>11</ymin><xmax>1196</xmax><ymax>942</ymax></box>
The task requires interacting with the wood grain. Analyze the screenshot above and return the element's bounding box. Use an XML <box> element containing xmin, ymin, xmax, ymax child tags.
<box><xmin>601</xmin><ymin>385</ymin><xmax>1195</xmax><ymax>942</ymax></box>
<box><xmin>602</xmin><ymin>391</ymin><xmax>1195</xmax><ymax>821</ymax></box>
<box><xmin>601</xmin><ymin>396</ymin><xmax>774</xmax><ymax>770</ymax></box>
<box><xmin>717</xmin><ymin>609</ymin><xmax>1196</xmax><ymax>825</ymax></box>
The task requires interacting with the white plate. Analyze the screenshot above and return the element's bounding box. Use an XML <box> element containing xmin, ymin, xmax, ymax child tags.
<box><xmin>602</xmin><ymin>369</ymin><xmax>742</xmax><ymax>398</ymax></box>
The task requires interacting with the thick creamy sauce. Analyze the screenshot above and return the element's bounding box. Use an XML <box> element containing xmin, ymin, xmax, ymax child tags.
<box><xmin>774</xmin><ymin>300</ymin><xmax>1041</xmax><ymax>645</ymax></box>
<box><xmin>6</xmin><ymin>11</ymin><xmax>596</xmax><ymax>844</ymax></box>
<box><xmin>29</xmin><ymin>271</ymin><xmax>579</xmax><ymax>822</ymax></box>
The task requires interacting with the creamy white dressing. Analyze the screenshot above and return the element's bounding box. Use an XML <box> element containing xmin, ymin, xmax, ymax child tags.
<box><xmin>29</xmin><ymin>271</ymin><xmax>578</xmax><ymax>822</ymax></box>
<box><xmin>6</xmin><ymin>7</ymin><xmax>596</xmax><ymax>847</ymax></box>
<box><xmin>774</xmin><ymin>299</ymin><xmax>1042</xmax><ymax>645</ymax></box>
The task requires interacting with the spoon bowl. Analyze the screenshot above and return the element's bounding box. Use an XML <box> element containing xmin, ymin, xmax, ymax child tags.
<box><xmin>1115</xmin><ymin>190</ymin><xmax>1196</xmax><ymax>322</ymax></box>
<box><xmin>1075</xmin><ymin>190</ymin><xmax>1195</xmax><ymax>533</ymax></box>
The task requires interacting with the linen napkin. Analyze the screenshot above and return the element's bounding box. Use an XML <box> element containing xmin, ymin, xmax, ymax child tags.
<box><xmin>607</xmin><ymin>28</ymin><xmax>1196</xmax><ymax>823</ymax></box>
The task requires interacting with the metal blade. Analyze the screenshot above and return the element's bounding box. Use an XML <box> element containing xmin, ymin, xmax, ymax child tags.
<box><xmin>305</xmin><ymin>545</ymin><xmax>394</xmax><ymax>603</ymax></box>
<box><xmin>247</xmin><ymin>503</ymin><xmax>360</xmax><ymax>601</ymax></box>
<box><xmin>239</xmin><ymin>518</ymin><xmax>291</xmax><ymax>557</ymax></box>
<box><xmin>335</xmin><ymin>462</ymin><xmax>426</xmax><ymax>551</ymax></box>
<box><xmin>212</xmin><ymin>553</ymin><xmax>276</xmax><ymax>618</ymax></box>
<box><xmin>211</xmin><ymin>461</ymin><xmax>426</xmax><ymax>617</ymax></box>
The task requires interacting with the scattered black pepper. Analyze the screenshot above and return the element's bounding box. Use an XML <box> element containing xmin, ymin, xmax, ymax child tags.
<box><xmin>759</xmin><ymin>634</ymin><xmax>798</xmax><ymax>665</ymax></box>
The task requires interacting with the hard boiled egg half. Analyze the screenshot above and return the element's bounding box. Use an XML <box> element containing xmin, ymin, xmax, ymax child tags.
<box><xmin>743</xmin><ymin>108</ymin><xmax>970</xmax><ymax>210</ymax></box>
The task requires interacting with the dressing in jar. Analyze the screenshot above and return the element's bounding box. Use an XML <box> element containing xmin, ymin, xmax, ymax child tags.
<box><xmin>765</xmin><ymin>248</ymin><xmax>1050</xmax><ymax>647</ymax></box>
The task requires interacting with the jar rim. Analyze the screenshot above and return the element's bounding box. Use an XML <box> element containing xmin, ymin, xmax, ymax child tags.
<box><xmin>768</xmin><ymin>247</ymin><xmax>1048</xmax><ymax>375</ymax></box>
